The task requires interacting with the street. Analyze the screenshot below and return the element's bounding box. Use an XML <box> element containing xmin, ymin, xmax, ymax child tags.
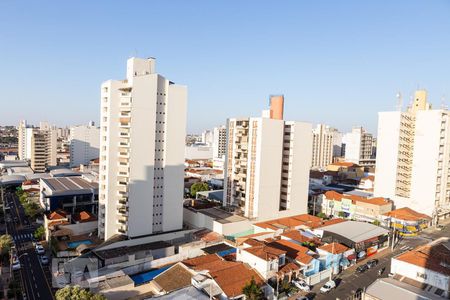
<box><xmin>4</xmin><ymin>191</ymin><xmax>54</xmax><ymax>300</ymax></box>
<box><xmin>291</xmin><ymin>221</ymin><xmax>450</xmax><ymax>300</ymax></box>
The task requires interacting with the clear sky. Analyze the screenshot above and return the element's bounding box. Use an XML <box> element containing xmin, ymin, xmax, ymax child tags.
<box><xmin>1</xmin><ymin>1</ymin><xmax>449</xmax><ymax>134</ymax></box>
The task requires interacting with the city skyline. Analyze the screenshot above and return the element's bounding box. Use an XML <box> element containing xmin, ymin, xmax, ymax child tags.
<box><xmin>1</xmin><ymin>1</ymin><xmax>450</xmax><ymax>134</ymax></box>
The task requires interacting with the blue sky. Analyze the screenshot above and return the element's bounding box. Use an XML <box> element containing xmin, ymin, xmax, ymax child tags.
<box><xmin>1</xmin><ymin>1</ymin><xmax>449</xmax><ymax>134</ymax></box>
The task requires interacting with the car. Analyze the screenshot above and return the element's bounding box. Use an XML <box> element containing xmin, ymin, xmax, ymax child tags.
<box><xmin>366</xmin><ymin>259</ymin><xmax>378</xmax><ymax>268</ymax></box>
<box><xmin>356</xmin><ymin>264</ymin><xmax>368</xmax><ymax>273</ymax></box>
<box><xmin>35</xmin><ymin>244</ymin><xmax>45</xmax><ymax>255</ymax></box>
<box><xmin>296</xmin><ymin>297</ymin><xmax>309</xmax><ymax>300</ymax></box>
<box><xmin>320</xmin><ymin>280</ymin><xmax>336</xmax><ymax>293</ymax></box>
<box><xmin>293</xmin><ymin>280</ymin><xmax>310</xmax><ymax>292</ymax></box>
<box><xmin>11</xmin><ymin>257</ymin><xmax>21</xmax><ymax>270</ymax></box>
<box><xmin>40</xmin><ymin>255</ymin><xmax>49</xmax><ymax>265</ymax></box>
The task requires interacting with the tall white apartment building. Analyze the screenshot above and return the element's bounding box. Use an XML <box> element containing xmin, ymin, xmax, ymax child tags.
<box><xmin>69</xmin><ymin>122</ymin><xmax>100</xmax><ymax>167</ymax></box>
<box><xmin>342</xmin><ymin>126</ymin><xmax>375</xmax><ymax>166</ymax></box>
<box><xmin>224</xmin><ymin>96</ymin><xmax>312</xmax><ymax>221</ymax></box>
<box><xmin>98</xmin><ymin>57</ymin><xmax>187</xmax><ymax>240</ymax></box>
<box><xmin>212</xmin><ymin>125</ymin><xmax>227</xmax><ymax>169</ymax></box>
<box><xmin>375</xmin><ymin>90</ymin><xmax>450</xmax><ymax>219</ymax></box>
<box><xmin>18</xmin><ymin>120</ymin><xmax>57</xmax><ymax>171</ymax></box>
<box><xmin>201</xmin><ymin>130</ymin><xmax>213</xmax><ymax>146</ymax></box>
<box><xmin>311</xmin><ymin>124</ymin><xmax>334</xmax><ymax>168</ymax></box>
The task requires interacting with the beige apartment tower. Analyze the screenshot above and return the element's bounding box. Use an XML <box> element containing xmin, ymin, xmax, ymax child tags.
<box><xmin>98</xmin><ymin>57</ymin><xmax>187</xmax><ymax>240</ymax></box>
<box><xmin>224</xmin><ymin>97</ymin><xmax>312</xmax><ymax>221</ymax></box>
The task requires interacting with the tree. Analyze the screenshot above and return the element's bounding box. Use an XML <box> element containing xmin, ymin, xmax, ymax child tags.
<box><xmin>55</xmin><ymin>286</ymin><xmax>107</xmax><ymax>300</ymax></box>
<box><xmin>316</xmin><ymin>212</ymin><xmax>327</xmax><ymax>219</ymax></box>
<box><xmin>372</xmin><ymin>219</ymin><xmax>381</xmax><ymax>226</ymax></box>
<box><xmin>190</xmin><ymin>182</ymin><xmax>209</xmax><ymax>197</ymax></box>
<box><xmin>34</xmin><ymin>225</ymin><xmax>45</xmax><ymax>240</ymax></box>
<box><xmin>24</xmin><ymin>201</ymin><xmax>43</xmax><ymax>219</ymax></box>
<box><xmin>242</xmin><ymin>277</ymin><xmax>263</xmax><ymax>300</ymax></box>
<box><xmin>0</xmin><ymin>234</ymin><xmax>12</xmax><ymax>257</ymax></box>
<box><xmin>338</xmin><ymin>211</ymin><xmax>346</xmax><ymax>218</ymax></box>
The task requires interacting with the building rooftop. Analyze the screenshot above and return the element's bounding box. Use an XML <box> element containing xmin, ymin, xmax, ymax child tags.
<box><xmin>365</xmin><ymin>278</ymin><xmax>444</xmax><ymax>300</ymax></box>
<box><xmin>254</xmin><ymin>214</ymin><xmax>323</xmax><ymax>231</ymax></box>
<box><xmin>318</xmin><ymin>242</ymin><xmax>349</xmax><ymax>254</ymax></box>
<box><xmin>209</xmin><ymin>263</ymin><xmax>264</xmax><ymax>298</ymax></box>
<box><xmin>243</xmin><ymin>244</ymin><xmax>286</xmax><ymax>261</ymax></box>
<box><xmin>49</xmin><ymin>168</ymin><xmax>81</xmax><ymax>177</ymax></box>
<box><xmin>182</xmin><ymin>254</ymin><xmax>222</xmax><ymax>270</ymax></box>
<box><xmin>0</xmin><ymin>175</ymin><xmax>26</xmax><ymax>185</ymax></box>
<box><xmin>155</xmin><ymin>285</ymin><xmax>209</xmax><ymax>300</ymax></box>
<box><xmin>72</xmin><ymin>211</ymin><xmax>97</xmax><ymax>223</ymax></box>
<box><xmin>152</xmin><ymin>263</ymin><xmax>193</xmax><ymax>294</ymax></box>
<box><xmin>324</xmin><ymin>190</ymin><xmax>391</xmax><ymax>206</ymax></box>
<box><xmin>384</xmin><ymin>207</ymin><xmax>431</xmax><ymax>221</ymax></box>
<box><xmin>47</xmin><ymin>209</ymin><xmax>69</xmax><ymax>220</ymax></box>
<box><xmin>193</xmin><ymin>207</ymin><xmax>248</xmax><ymax>224</ymax></box>
<box><xmin>94</xmin><ymin>240</ymin><xmax>172</xmax><ymax>260</ymax></box>
<box><xmin>41</xmin><ymin>176</ymin><xmax>98</xmax><ymax>196</ymax></box>
<box><xmin>394</xmin><ymin>238</ymin><xmax>450</xmax><ymax>276</ymax></box>
<box><xmin>281</xmin><ymin>230</ymin><xmax>321</xmax><ymax>244</ymax></box>
<box><xmin>317</xmin><ymin>220</ymin><xmax>389</xmax><ymax>243</ymax></box>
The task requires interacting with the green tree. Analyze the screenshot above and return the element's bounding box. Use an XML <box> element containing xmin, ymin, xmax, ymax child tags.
<box><xmin>24</xmin><ymin>201</ymin><xmax>43</xmax><ymax>219</ymax></box>
<box><xmin>372</xmin><ymin>219</ymin><xmax>381</xmax><ymax>226</ymax></box>
<box><xmin>0</xmin><ymin>234</ymin><xmax>12</xmax><ymax>257</ymax></box>
<box><xmin>242</xmin><ymin>277</ymin><xmax>263</xmax><ymax>300</ymax></box>
<box><xmin>190</xmin><ymin>182</ymin><xmax>209</xmax><ymax>197</ymax></box>
<box><xmin>338</xmin><ymin>211</ymin><xmax>346</xmax><ymax>218</ymax></box>
<box><xmin>316</xmin><ymin>212</ymin><xmax>327</xmax><ymax>219</ymax></box>
<box><xmin>34</xmin><ymin>225</ymin><xmax>45</xmax><ymax>240</ymax></box>
<box><xmin>55</xmin><ymin>286</ymin><xmax>107</xmax><ymax>300</ymax></box>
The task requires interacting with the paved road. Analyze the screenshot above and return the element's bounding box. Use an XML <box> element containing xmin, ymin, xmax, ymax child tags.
<box><xmin>4</xmin><ymin>191</ymin><xmax>54</xmax><ymax>300</ymax></box>
<box><xmin>292</xmin><ymin>221</ymin><xmax>450</xmax><ymax>300</ymax></box>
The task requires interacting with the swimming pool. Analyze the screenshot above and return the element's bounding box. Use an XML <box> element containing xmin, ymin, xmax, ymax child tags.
<box><xmin>67</xmin><ymin>240</ymin><xmax>93</xmax><ymax>248</ymax></box>
<box><xmin>130</xmin><ymin>265</ymin><xmax>172</xmax><ymax>285</ymax></box>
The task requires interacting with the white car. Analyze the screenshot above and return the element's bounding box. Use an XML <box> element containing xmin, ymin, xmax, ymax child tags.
<box><xmin>12</xmin><ymin>257</ymin><xmax>21</xmax><ymax>270</ymax></box>
<box><xmin>293</xmin><ymin>280</ymin><xmax>310</xmax><ymax>292</ymax></box>
<box><xmin>320</xmin><ymin>280</ymin><xmax>336</xmax><ymax>293</ymax></box>
<box><xmin>35</xmin><ymin>244</ymin><xmax>45</xmax><ymax>255</ymax></box>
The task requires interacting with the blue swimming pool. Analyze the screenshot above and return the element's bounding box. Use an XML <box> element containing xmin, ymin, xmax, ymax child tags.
<box><xmin>67</xmin><ymin>240</ymin><xmax>93</xmax><ymax>248</ymax></box>
<box><xmin>130</xmin><ymin>265</ymin><xmax>172</xmax><ymax>285</ymax></box>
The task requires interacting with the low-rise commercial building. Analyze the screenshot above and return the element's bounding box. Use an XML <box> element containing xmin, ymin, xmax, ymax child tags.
<box><xmin>383</xmin><ymin>207</ymin><xmax>432</xmax><ymax>236</ymax></box>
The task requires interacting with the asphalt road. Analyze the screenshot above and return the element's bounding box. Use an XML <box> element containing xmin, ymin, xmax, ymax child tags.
<box><xmin>4</xmin><ymin>191</ymin><xmax>54</xmax><ymax>300</ymax></box>
<box><xmin>292</xmin><ymin>221</ymin><xmax>450</xmax><ymax>300</ymax></box>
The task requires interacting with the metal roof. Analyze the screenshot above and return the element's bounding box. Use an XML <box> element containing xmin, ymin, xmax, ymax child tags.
<box><xmin>365</xmin><ymin>278</ymin><xmax>444</xmax><ymax>300</ymax></box>
<box><xmin>317</xmin><ymin>220</ymin><xmax>389</xmax><ymax>243</ymax></box>
<box><xmin>41</xmin><ymin>177</ymin><xmax>98</xmax><ymax>196</ymax></box>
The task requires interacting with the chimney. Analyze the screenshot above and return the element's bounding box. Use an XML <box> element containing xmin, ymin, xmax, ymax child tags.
<box><xmin>269</xmin><ymin>95</ymin><xmax>284</xmax><ymax>120</ymax></box>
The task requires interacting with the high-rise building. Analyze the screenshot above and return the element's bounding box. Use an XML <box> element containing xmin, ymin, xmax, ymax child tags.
<box><xmin>375</xmin><ymin>90</ymin><xmax>450</xmax><ymax>219</ymax></box>
<box><xmin>98</xmin><ymin>57</ymin><xmax>187</xmax><ymax>240</ymax></box>
<box><xmin>224</xmin><ymin>96</ymin><xmax>312</xmax><ymax>221</ymax></box>
<box><xmin>69</xmin><ymin>122</ymin><xmax>100</xmax><ymax>167</ymax></box>
<box><xmin>211</xmin><ymin>125</ymin><xmax>227</xmax><ymax>169</ymax></box>
<box><xmin>342</xmin><ymin>126</ymin><xmax>375</xmax><ymax>166</ymax></box>
<box><xmin>18</xmin><ymin>120</ymin><xmax>57</xmax><ymax>171</ymax></box>
<box><xmin>201</xmin><ymin>130</ymin><xmax>213</xmax><ymax>146</ymax></box>
<box><xmin>311</xmin><ymin>124</ymin><xmax>334</xmax><ymax>168</ymax></box>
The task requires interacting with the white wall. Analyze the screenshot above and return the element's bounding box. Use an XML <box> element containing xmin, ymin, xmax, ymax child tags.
<box><xmin>69</xmin><ymin>124</ymin><xmax>100</xmax><ymax>167</ymax></box>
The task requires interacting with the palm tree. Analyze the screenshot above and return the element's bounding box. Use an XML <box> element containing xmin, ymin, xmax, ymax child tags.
<box><xmin>242</xmin><ymin>277</ymin><xmax>263</xmax><ymax>300</ymax></box>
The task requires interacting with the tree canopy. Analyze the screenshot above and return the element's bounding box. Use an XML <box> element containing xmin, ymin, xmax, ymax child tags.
<box><xmin>34</xmin><ymin>225</ymin><xmax>45</xmax><ymax>240</ymax></box>
<box><xmin>0</xmin><ymin>235</ymin><xmax>13</xmax><ymax>257</ymax></box>
<box><xmin>55</xmin><ymin>286</ymin><xmax>106</xmax><ymax>300</ymax></box>
<box><xmin>242</xmin><ymin>277</ymin><xmax>263</xmax><ymax>300</ymax></box>
<box><xmin>190</xmin><ymin>182</ymin><xmax>209</xmax><ymax>197</ymax></box>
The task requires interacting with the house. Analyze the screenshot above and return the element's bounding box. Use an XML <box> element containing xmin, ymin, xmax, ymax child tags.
<box><xmin>326</xmin><ymin>162</ymin><xmax>364</xmax><ymax>180</ymax></box>
<box><xmin>317</xmin><ymin>242</ymin><xmax>350</xmax><ymax>274</ymax></box>
<box><xmin>321</xmin><ymin>190</ymin><xmax>392</xmax><ymax>221</ymax></box>
<box><xmin>148</xmin><ymin>263</ymin><xmax>196</xmax><ymax>296</ymax></box>
<box><xmin>236</xmin><ymin>239</ymin><xmax>286</xmax><ymax>280</ymax></box>
<box><xmin>390</xmin><ymin>237</ymin><xmax>450</xmax><ymax>298</ymax></box>
<box><xmin>358</xmin><ymin>175</ymin><xmax>375</xmax><ymax>190</ymax></box>
<box><xmin>383</xmin><ymin>207</ymin><xmax>432</xmax><ymax>236</ymax></box>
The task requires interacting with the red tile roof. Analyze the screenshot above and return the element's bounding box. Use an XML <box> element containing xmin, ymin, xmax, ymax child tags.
<box><xmin>244</xmin><ymin>245</ymin><xmax>286</xmax><ymax>261</ymax></box>
<box><xmin>254</xmin><ymin>214</ymin><xmax>323</xmax><ymax>231</ymax></box>
<box><xmin>72</xmin><ymin>211</ymin><xmax>97</xmax><ymax>223</ymax></box>
<box><xmin>182</xmin><ymin>254</ymin><xmax>222</xmax><ymax>269</ymax></box>
<box><xmin>384</xmin><ymin>207</ymin><xmax>431</xmax><ymax>221</ymax></box>
<box><xmin>395</xmin><ymin>240</ymin><xmax>450</xmax><ymax>276</ymax></box>
<box><xmin>47</xmin><ymin>209</ymin><xmax>68</xmax><ymax>220</ymax></box>
<box><xmin>318</xmin><ymin>242</ymin><xmax>349</xmax><ymax>254</ymax></box>
<box><xmin>281</xmin><ymin>230</ymin><xmax>320</xmax><ymax>244</ymax></box>
<box><xmin>209</xmin><ymin>263</ymin><xmax>264</xmax><ymax>298</ymax></box>
<box><xmin>324</xmin><ymin>191</ymin><xmax>390</xmax><ymax>206</ymax></box>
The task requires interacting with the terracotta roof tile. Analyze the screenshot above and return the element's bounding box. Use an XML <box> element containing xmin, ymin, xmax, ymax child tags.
<box><xmin>384</xmin><ymin>207</ymin><xmax>431</xmax><ymax>221</ymax></box>
<box><xmin>182</xmin><ymin>254</ymin><xmax>222</xmax><ymax>269</ymax></box>
<box><xmin>244</xmin><ymin>245</ymin><xmax>286</xmax><ymax>261</ymax></box>
<box><xmin>153</xmin><ymin>263</ymin><xmax>193</xmax><ymax>293</ymax></box>
<box><xmin>324</xmin><ymin>191</ymin><xmax>390</xmax><ymax>206</ymax></box>
<box><xmin>318</xmin><ymin>242</ymin><xmax>349</xmax><ymax>254</ymax></box>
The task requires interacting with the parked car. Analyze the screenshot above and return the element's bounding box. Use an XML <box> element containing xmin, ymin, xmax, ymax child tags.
<box><xmin>366</xmin><ymin>259</ymin><xmax>378</xmax><ymax>268</ymax></box>
<box><xmin>296</xmin><ymin>297</ymin><xmax>309</xmax><ymax>300</ymax></box>
<box><xmin>356</xmin><ymin>264</ymin><xmax>368</xmax><ymax>273</ymax></box>
<box><xmin>40</xmin><ymin>255</ymin><xmax>49</xmax><ymax>265</ymax></box>
<box><xmin>293</xmin><ymin>280</ymin><xmax>310</xmax><ymax>292</ymax></box>
<box><xmin>11</xmin><ymin>257</ymin><xmax>21</xmax><ymax>270</ymax></box>
<box><xmin>35</xmin><ymin>244</ymin><xmax>45</xmax><ymax>255</ymax></box>
<box><xmin>320</xmin><ymin>280</ymin><xmax>336</xmax><ymax>293</ymax></box>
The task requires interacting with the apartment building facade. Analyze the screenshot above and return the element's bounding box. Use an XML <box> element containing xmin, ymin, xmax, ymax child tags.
<box><xmin>311</xmin><ymin>124</ymin><xmax>334</xmax><ymax>169</ymax></box>
<box><xmin>342</xmin><ymin>126</ymin><xmax>375</xmax><ymax>167</ymax></box>
<box><xmin>98</xmin><ymin>57</ymin><xmax>187</xmax><ymax>240</ymax></box>
<box><xmin>212</xmin><ymin>125</ymin><xmax>226</xmax><ymax>169</ymax></box>
<box><xmin>69</xmin><ymin>122</ymin><xmax>100</xmax><ymax>167</ymax></box>
<box><xmin>375</xmin><ymin>90</ymin><xmax>450</xmax><ymax>220</ymax></box>
<box><xmin>224</xmin><ymin>96</ymin><xmax>312</xmax><ymax>221</ymax></box>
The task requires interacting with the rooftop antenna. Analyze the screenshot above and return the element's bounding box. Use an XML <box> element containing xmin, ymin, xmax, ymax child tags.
<box><xmin>396</xmin><ymin>92</ymin><xmax>402</xmax><ymax>111</ymax></box>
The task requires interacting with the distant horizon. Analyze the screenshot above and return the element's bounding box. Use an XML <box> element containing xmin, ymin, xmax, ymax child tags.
<box><xmin>1</xmin><ymin>1</ymin><xmax>449</xmax><ymax>135</ymax></box>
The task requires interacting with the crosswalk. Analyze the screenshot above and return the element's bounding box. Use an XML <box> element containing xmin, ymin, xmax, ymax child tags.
<box><xmin>13</xmin><ymin>233</ymin><xmax>34</xmax><ymax>242</ymax></box>
<box><xmin>399</xmin><ymin>245</ymin><xmax>412</xmax><ymax>251</ymax></box>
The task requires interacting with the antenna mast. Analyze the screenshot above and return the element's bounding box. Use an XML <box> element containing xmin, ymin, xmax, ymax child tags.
<box><xmin>396</xmin><ymin>92</ymin><xmax>402</xmax><ymax>111</ymax></box>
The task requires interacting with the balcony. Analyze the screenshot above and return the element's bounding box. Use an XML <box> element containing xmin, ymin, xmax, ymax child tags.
<box><xmin>118</xmin><ymin>151</ymin><xmax>130</xmax><ymax>158</ymax></box>
<box><xmin>118</xmin><ymin>197</ymin><xmax>128</xmax><ymax>205</ymax></box>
